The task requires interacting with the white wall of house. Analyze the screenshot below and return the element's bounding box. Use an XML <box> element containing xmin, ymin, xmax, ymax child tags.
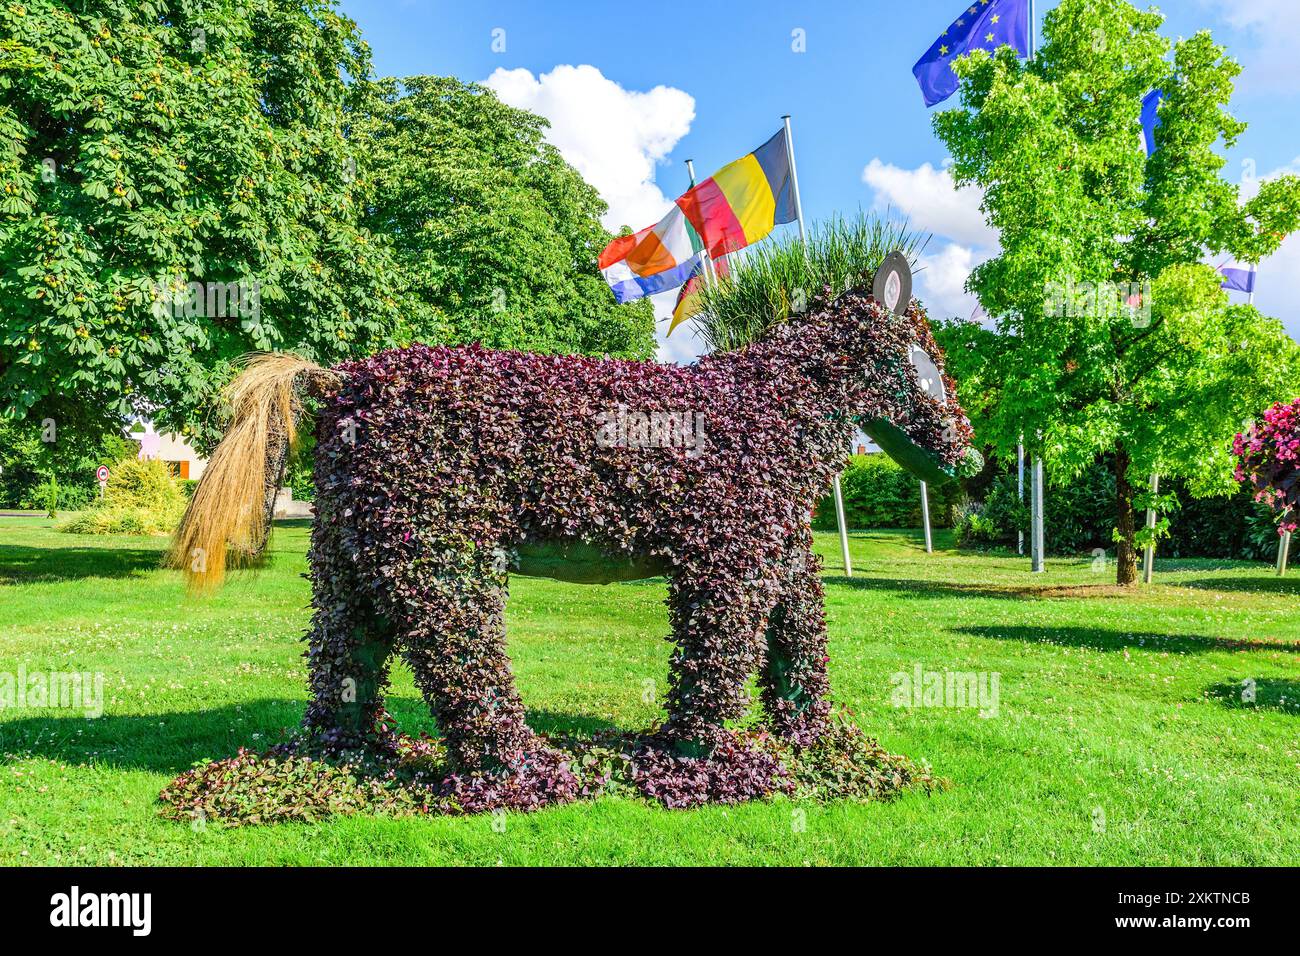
<box><xmin>131</xmin><ymin>426</ymin><xmax>208</xmax><ymax>481</ymax></box>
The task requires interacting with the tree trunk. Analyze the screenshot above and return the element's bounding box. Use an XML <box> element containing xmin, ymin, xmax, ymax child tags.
<box><xmin>1114</xmin><ymin>443</ymin><xmax>1138</xmax><ymax>586</ymax></box>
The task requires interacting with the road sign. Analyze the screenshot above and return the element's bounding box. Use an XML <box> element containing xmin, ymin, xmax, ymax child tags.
<box><xmin>96</xmin><ymin>465</ymin><xmax>110</xmax><ymax>483</ymax></box>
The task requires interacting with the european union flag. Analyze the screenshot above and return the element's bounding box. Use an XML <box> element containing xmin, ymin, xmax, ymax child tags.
<box><xmin>1140</xmin><ymin>89</ymin><xmax>1164</xmax><ymax>156</ymax></box>
<box><xmin>913</xmin><ymin>0</ymin><xmax>1032</xmax><ymax>108</ymax></box>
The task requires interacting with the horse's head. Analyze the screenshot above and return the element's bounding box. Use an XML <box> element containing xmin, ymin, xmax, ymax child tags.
<box><xmin>853</xmin><ymin>253</ymin><xmax>981</xmax><ymax>485</ymax></box>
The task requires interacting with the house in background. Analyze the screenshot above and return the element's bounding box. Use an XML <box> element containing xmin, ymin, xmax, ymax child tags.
<box><xmin>852</xmin><ymin>428</ymin><xmax>881</xmax><ymax>456</ymax></box>
<box><xmin>130</xmin><ymin>422</ymin><xmax>313</xmax><ymax>517</ymax></box>
<box><xmin>130</xmin><ymin>423</ymin><xmax>208</xmax><ymax>480</ymax></box>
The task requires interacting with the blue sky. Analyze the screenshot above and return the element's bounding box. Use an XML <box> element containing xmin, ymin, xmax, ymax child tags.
<box><xmin>341</xmin><ymin>0</ymin><xmax>1300</xmax><ymax>361</ymax></box>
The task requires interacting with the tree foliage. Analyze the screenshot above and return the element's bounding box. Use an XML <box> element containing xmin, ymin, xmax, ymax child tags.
<box><xmin>351</xmin><ymin>75</ymin><xmax>655</xmax><ymax>359</ymax></box>
<box><xmin>0</xmin><ymin>0</ymin><xmax>405</xmax><ymax>446</ymax></box>
<box><xmin>932</xmin><ymin>0</ymin><xmax>1300</xmax><ymax>583</ymax></box>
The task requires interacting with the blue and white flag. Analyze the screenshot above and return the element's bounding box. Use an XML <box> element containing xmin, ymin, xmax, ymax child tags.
<box><xmin>1140</xmin><ymin>89</ymin><xmax>1164</xmax><ymax>156</ymax></box>
<box><xmin>913</xmin><ymin>0</ymin><xmax>1032</xmax><ymax>108</ymax></box>
<box><xmin>1217</xmin><ymin>259</ymin><xmax>1257</xmax><ymax>294</ymax></box>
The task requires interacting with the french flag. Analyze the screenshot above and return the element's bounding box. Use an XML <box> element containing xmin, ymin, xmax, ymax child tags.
<box><xmin>1217</xmin><ymin>259</ymin><xmax>1257</xmax><ymax>294</ymax></box>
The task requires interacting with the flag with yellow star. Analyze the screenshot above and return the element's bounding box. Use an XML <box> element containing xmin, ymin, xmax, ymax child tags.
<box><xmin>912</xmin><ymin>0</ymin><xmax>1031</xmax><ymax>107</ymax></box>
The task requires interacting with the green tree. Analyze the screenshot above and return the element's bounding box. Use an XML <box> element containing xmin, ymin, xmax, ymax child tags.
<box><xmin>351</xmin><ymin>75</ymin><xmax>655</xmax><ymax>358</ymax></box>
<box><xmin>0</xmin><ymin>409</ymin><xmax>132</xmax><ymax>508</ymax></box>
<box><xmin>0</xmin><ymin>0</ymin><xmax>403</xmax><ymax>448</ymax></box>
<box><xmin>933</xmin><ymin>0</ymin><xmax>1300</xmax><ymax>584</ymax></box>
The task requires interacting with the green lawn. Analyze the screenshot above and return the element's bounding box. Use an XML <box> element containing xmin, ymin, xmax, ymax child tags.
<box><xmin>1</xmin><ymin>515</ymin><xmax>1297</xmax><ymax>865</ymax></box>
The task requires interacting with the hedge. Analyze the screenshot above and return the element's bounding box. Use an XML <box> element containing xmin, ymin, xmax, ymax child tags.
<box><xmin>813</xmin><ymin>453</ymin><xmax>961</xmax><ymax>530</ymax></box>
<box><xmin>954</xmin><ymin>455</ymin><xmax>1277</xmax><ymax>560</ymax></box>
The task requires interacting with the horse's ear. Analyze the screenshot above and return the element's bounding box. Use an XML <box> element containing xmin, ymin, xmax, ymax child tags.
<box><xmin>872</xmin><ymin>251</ymin><xmax>912</xmax><ymax>315</ymax></box>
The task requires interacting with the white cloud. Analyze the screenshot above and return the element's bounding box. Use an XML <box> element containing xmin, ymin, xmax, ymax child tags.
<box><xmin>652</xmin><ymin>290</ymin><xmax>706</xmax><ymax>364</ymax></box>
<box><xmin>861</xmin><ymin>159</ymin><xmax>998</xmax><ymax>250</ymax></box>
<box><xmin>484</xmin><ymin>65</ymin><xmax>695</xmax><ymax>234</ymax></box>
<box><xmin>1245</xmin><ymin>157</ymin><xmax>1300</xmax><ymax>340</ymax></box>
<box><xmin>1231</xmin><ymin>156</ymin><xmax>1300</xmax><ymax>339</ymax></box>
<box><xmin>1198</xmin><ymin>0</ymin><xmax>1300</xmax><ymax>95</ymax></box>
<box><xmin>1252</xmin><ymin>234</ymin><xmax>1300</xmax><ymax>340</ymax></box>
<box><xmin>484</xmin><ymin>65</ymin><xmax>703</xmax><ymax>362</ymax></box>
<box><xmin>861</xmin><ymin>158</ymin><xmax>1000</xmax><ymax>322</ymax></box>
<box><xmin>915</xmin><ymin>242</ymin><xmax>992</xmax><ymax>321</ymax></box>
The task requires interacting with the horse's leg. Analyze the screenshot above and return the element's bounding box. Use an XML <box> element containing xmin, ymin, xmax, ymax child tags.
<box><xmin>301</xmin><ymin>512</ymin><xmax>395</xmax><ymax>746</ymax></box>
<box><xmin>389</xmin><ymin>543</ymin><xmax>540</xmax><ymax>774</ymax></box>
<box><xmin>661</xmin><ymin>558</ymin><xmax>784</xmax><ymax>753</ymax></box>
<box><xmin>760</xmin><ymin>531</ymin><xmax>832</xmax><ymax>745</ymax></box>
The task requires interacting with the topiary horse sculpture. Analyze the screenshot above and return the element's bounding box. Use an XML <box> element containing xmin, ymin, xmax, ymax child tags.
<box><xmin>170</xmin><ymin>254</ymin><xmax>978</xmax><ymax>806</ymax></box>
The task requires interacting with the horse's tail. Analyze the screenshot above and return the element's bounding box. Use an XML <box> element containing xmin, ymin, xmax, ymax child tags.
<box><xmin>166</xmin><ymin>353</ymin><xmax>339</xmax><ymax>591</ymax></box>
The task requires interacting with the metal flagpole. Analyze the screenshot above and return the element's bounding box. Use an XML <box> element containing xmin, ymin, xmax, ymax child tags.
<box><xmin>1017</xmin><ymin>435</ymin><xmax>1025</xmax><ymax>556</ymax></box>
<box><xmin>686</xmin><ymin>157</ymin><xmax>717</xmax><ymax>282</ymax></box>
<box><xmin>1029</xmin><ymin>0</ymin><xmax>1037</xmax><ymax>60</ymax></box>
<box><xmin>1142</xmin><ymin>474</ymin><xmax>1158</xmax><ymax>584</ymax></box>
<box><xmin>1031</xmin><ymin>432</ymin><xmax>1044</xmax><ymax>573</ymax></box>
<box><xmin>783</xmin><ymin>113</ymin><xmax>851</xmax><ymax>577</ymax></box>
<box><xmin>920</xmin><ymin>481</ymin><xmax>933</xmax><ymax>553</ymax></box>
<box><xmin>1277</xmin><ymin>531</ymin><xmax>1291</xmax><ymax>576</ymax></box>
<box><xmin>1248</xmin><ymin>262</ymin><xmax>1258</xmax><ymax>305</ymax></box>
<box><xmin>1026</xmin><ymin>14</ymin><xmax>1044</xmax><ymax>573</ymax></box>
<box><xmin>782</xmin><ymin>115</ymin><xmax>807</xmax><ymax>246</ymax></box>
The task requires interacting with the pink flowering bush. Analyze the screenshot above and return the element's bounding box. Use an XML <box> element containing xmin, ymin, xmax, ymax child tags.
<box><xmin>1233</xmin><ymin>398</ymin><xmax>1300</xmax><ymax>534</ymax></box>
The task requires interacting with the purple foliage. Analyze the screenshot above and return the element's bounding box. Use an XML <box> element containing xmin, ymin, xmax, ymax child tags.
<box><xmin>173</xmin><ymin>283</ymin><xmax>972</xmax><ymax>818</ymax></box>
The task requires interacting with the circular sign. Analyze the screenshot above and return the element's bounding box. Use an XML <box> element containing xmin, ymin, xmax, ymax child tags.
<box><xmin>907</xmin><ymin>345</ymin><xmax>947</xmax><ymax>403</ymax></box>
<box><xmin>96</xmin><ymin>465</ymin><xmax>110</xmax><ymax>483</ymax></box>
<box><xmin>872</xmin><ymin>251</ymin><xmax>913</xmax><ymax>315</ymax></box>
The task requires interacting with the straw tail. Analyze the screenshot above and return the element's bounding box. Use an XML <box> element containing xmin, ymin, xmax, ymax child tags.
<box><xmin>167</xmin><ymin>353</ymin><xmax>339</xmax><ymax>590</ymax></box>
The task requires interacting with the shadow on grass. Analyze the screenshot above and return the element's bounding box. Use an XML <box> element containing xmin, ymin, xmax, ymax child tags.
<box><xmin>954</xmin><ymin>624</ymin><xmax>1300</xmax><ymax>655</ymax></box>
<box><xmin>0</xmin><ymin>699</ymin><xmax>622</xmax><ymax>775</ymax></box>
<box><xmin>1177</xmin><ymin>576</ymin><xmax>1300</xmax><ymax>595</ymax></box>
<box><xmin>824</xmin><ymin>575</ymin><xmax>1119</xmax><ymax>601</ymax></box>
<box><xmin>824</xmin><ymin>576</ymin><xmax>1016</xmax><ymax>600</ymax></box>
<box><xmin>0</xmin><ymin>543</ymin><xmax>164</xmax><ymax>586</ymax></box>
<box><xmin>0</xmin><ymin>700</ymin><xmax>306</xmax><ymax>774</ymax></box>
<box><xmin>1205</xmin><ymin>677</ymin><xmax>1300</xmax><ymax>714</ymax></box>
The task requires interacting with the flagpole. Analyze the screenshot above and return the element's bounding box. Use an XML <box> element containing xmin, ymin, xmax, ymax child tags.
<box><xmin>1248</xmin><ymin>262</ymin><xmax>1257</xmax><ymax>305</ymax></box>
<box><xmin>920</xmin><ymin>480</ymin><xmax>933</xmax><ymax>554</ymax></box>
<box><xmin>1027</xmin><ymin>9</ymin><xmax>1045</xmax><ymax>574</ymax></box>
<box><xmin>1142</xmin><ymin>474</ymin><xmax>1158</xmax><ymax>584</ymax></box>
<box><xmin>1029</xmin><ymin>0</ymin><xmax>1037</xmax><ymax>60</ymax></box>
<box><xmin>1031</xmin><ymin>430</ymin><xmax>1044</xmax><ymax>573</ymax></box>
<box><xmin>781</xmin><ymin>115</ymin><xmax>808</xmax><ymax>245</ymax></box>
<box><xmin>685</xmin><ymin>159</ymin><xmax>718</xmax><ymax>284</ymax></box>
<box><xmin>1017</xmin><ymin>435</ymin><xmax>1025</xmax><ymax>556</ymax></box>
<box><xmin>783</xmin><ymin>113</ymin><xmax>851</xmax><ymax>577</ymax></box>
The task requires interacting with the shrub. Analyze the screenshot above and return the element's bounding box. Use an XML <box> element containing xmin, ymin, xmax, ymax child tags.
<box><xmin>952</xmin><ymin>499</ymin><xmax>1000</xmax><ymax>548</ymax></box>
<box><xmin>956</xmin><ymin>456</ymin><xmax>1274</xmax><ymax>559</ymax></box>
<box><xmin>1234</xmin><ymin>399</ymin><xmax>1300</xmax><ymax>535</ymax></box>
<box><xmin>813</xmin><ymin>453</ymin><xmax>961</xmax><ymax>530</ymax></box>
<box><xmin>55</xmin><ymin>484</ymin><xmax>96</xmax><ymax>512</ymax></box>
<box><xmin>61</xmin><ymin>458</ymin><xmax>186</xmax><ymax>536</ymax></box>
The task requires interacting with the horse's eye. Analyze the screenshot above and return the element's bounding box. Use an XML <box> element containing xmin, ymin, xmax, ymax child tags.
<box><xmin>907</xmin><ymin>345</ymin><xmax>946</xmax><ymax>403</ymax></box>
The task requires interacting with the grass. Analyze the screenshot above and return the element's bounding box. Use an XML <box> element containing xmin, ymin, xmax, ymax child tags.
<box><xmin>688</xmin><ymin>210</ymin><xmax>927</xmax><ymax>352</ymax></box>
<box><xmin>1</xmin><ymin>515</ymin><xmax>1298</xmax><ymax>865</ymax></box>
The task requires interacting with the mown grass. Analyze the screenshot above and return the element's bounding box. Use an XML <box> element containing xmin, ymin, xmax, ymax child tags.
<box><xmin>1</xmin><ymin>516</ymin><xmax>1297</xmax><ymax>865</ymax></box>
